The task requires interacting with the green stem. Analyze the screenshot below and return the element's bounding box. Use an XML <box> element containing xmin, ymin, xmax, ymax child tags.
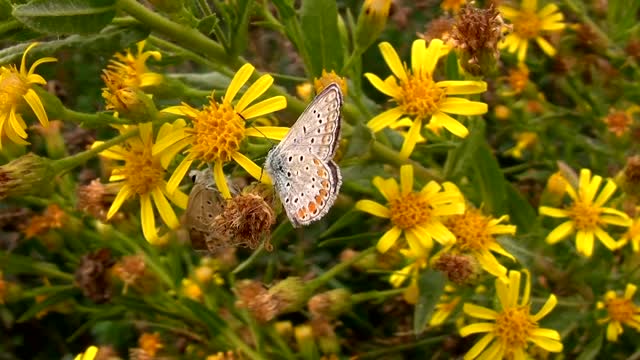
<box><xmin>147</xmin><ymin>36</ymin><xmax>232</xmax><ymax>76</ymax></box>
<box><xmin>370</xmin><ymin>141</ymin><xmax>442</xmax><ymax>182</ymax></box>
<box><xmin>358</xmin><ymin>335</ymin><xmax>448</xmax><ymax>359</ymax></box>
<box><xmin>351</xmin><ymin>288</ymin><xmax>406</xmax><ymax>303</ymax></box>
<box><xmin>0</xmin><ymin>20</ymin><xmax>21</xmax><ymax>36</ymax></box>
<box><xmin>50</xmin><ymin>129</ymin><xmax>138</xmax><ymax>174</ymax></box>
<box><xmin>306</xmin><ymin>247</ymin><xmax>376</xmax><ymax>292</ymax></box>
<box><xmin>117</xmin><ymin>0</ymin><xmax>230</xmax><ymax>66</ymax></box>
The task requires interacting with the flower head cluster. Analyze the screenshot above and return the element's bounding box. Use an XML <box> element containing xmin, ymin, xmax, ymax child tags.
<box><xmin>460</xmin><ymin>270</ymin><xmax>563</xmax><ymax>359</ymax></box>
<box><xmin>597</xmin><ymin>283</ymin><xmax>640</xmax><ymax>342</ymax></box>
<box><xmin>0</xmin><ymin>43</ymin><xmax>56</xmax><ymax>148</ymax></box>
<box><xmin>366</xmin><ymin>39</ymin><xmax>487</xmax><ymax>158</ymax></box>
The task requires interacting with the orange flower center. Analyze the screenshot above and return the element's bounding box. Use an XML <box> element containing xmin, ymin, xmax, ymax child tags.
<box><xmin>605</xmin><ymin>297</ymin><xmax>637</xmax><ymax>322</ymax></box>
<box><xmin>398</xmin><ymin>75</ymin><xmax>446</xmax><ymax>119</ymax></box>
<box><xmin>494</xmin><ymin>305</ymin><xmax>536</xmax><ymax>351</ymax></box>
<box><xmin>568</xmin><ymin>200</ymin><xmax>602</xmax><ymax>231</ymax></box>
<box><xmin>190</xmin><ymin>100</ymin><xmax>245</xmax><ymax>163</ymax></box>
<box><xmin>445</xmin><ymin>209</ymin><xmax>493</xmax><ymax>251</ymax></box>
<box><xmin>514</xmin><ymin>12</ymin><xmax>542</xmax><ymax>39</ymax></box>
<box><xmin>0</xmin><ymin>69</ymin><xmax>29</xmax><ymax>112</ymax></box>
<box><xmin>388</xmin><ymin>192</ymin><xmax>432</xmax><ymax>229</ymax></box>
<box><xmin>121</xmin><ymin>145</ymin><xmax>165</xmax><ymax>195</ymax></box>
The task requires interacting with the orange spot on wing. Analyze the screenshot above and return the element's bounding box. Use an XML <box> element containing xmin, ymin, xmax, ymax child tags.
<box><xmin>321</xmin><ymin>180</ymin><xmax>330</xmax><ymax>189</ymax></box>
<box><xmin>313</xmin><ymin>159</ymin><xmax>321</xmax><ymax>165</ymax></box>
<box><xmin>308</xmin><ymin>201</ymin><xmax>317</xmax><ymax>213</ymax></box>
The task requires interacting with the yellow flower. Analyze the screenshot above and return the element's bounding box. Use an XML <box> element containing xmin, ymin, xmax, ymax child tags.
<box><xmin>355</xmin><ymin>164</ymin><xmax>465</xmax><ymax>254</ymax></box>
<box><xmin>539</xmin><ymin>169</ymin><xmax>631</xmax><ymax>257</ymax></box>
<box><xmin>388</xmin><ymin>117</ymin><xmax>427</xmax><ymax>145</ymax></box>
<box><xmin>499</xmin><ymin>0</ymin><xmax>566</xmax><ymax>62</ymax></box>
<box><xmin>442</xmin><ymin>207</ymin><xmax>517</xmax><ymax>280</ymax></box>
<box><xmin>139</xmin><ymin>332</ymin><xmax>164</xmax><ymax>357</ymax></box>
<box><xmin>106</xmin><ymin>40</ymin><xmax>162</xmax><ymax>88</ymax></box>
<box><xmin>431</xmin><ymin>285</ymin><xmax>462</xmax><ymax>326</ymax></box>
<box><xmin>314</xmin><ymin>69</ymin><xmax>348</xmax><ymax>96</ymax></box>
<box><xmin>597</xmin><ymin>283</ymin><xmax>640</xmax><ymax>342</ymax></box>
<box><xmin>0</xmin><ymin>42</ymin><xmax>56</xmax><ymax>148</ymax></box>
<box><xmin>620</xmin><ymin>217</ymin><xmax>640</xmax><ymax>252</ymax></box>
<box><xmin>74</xmin><ymin>346</ymin><xmax>98</xmax><ymax>360</ymax></box>
<box><xmin>182</xmin><ymin>278</ymin><xmax>204</xmax><ymax>301</ymax></box>
<box><xmin>160</xmin><ymin>63</ymin><xmax>288</xmax><ymax>198</ymax></box>
<box><xmin>505</xmin><ymin>131</ymin><xmax>537</xmax><ymax>159</ymax></box>
<box><xmin>96</xmin><ymin>121</ymin><xmax>189</xmax><ymax>243</ymax></box>
<box><xmin>365</xmin><ymin>39</ymin><xmax>487</xmax><ymax>159</ymax></box>
<box><xmin>460</xmin><ymin>270</ymin><xmax>563</xmax><ymax>359</ymax></box>
<box><xmin>389</xmin><ymin>247</ymin><xmax>429</xmax><ymax>304</ymax></box>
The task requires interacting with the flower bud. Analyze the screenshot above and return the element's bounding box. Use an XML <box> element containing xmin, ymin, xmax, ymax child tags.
<box><xmin>308</xmin><ymin>288</ymin><xmax>352</xmax><ymax>319</ymax></box>
<box><xmin>355</xmin><ymin>0</ymin><xmax>392</xmax><ymax>51</ymax></box>
<box><xmin>268</xmin><ymin>277</ymin><xmax>312</xmax><ymax>314</ymax></box>
<box><xmin>0</xmin><ymin>153</ymin><xmax>56</xmax><ymax>199</ymax></box>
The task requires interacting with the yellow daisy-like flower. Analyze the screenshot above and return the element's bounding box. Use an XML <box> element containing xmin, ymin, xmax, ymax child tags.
<box><xmin>539</xmin><ymin>169</ymin><xmax>631</xmax><ymax>257</ymax></box>
<box><xmin>96</xmin><ymin>121</ymin><xmax>189</xmax><ymax>243</ymax></box>
<box><xmin>620</xmin><ymin>217</ymin><xmax>640</xmax><ymax>252</ymax></box>
<box><xmin>460</xmin><ymin>270</ymin><xmax>563</xmax><ymax>359</ymax></box>
<box><xmin>106</xmin><ymin>40</ymin><xmax>163</xmax><ymax>88</ymax></box>
<box><xmin>499</xmin><ymin>0</ymin><xmax>566</xmax><ymax>62</ymax></box>
<box><xmin>442</xmin><ymin>207</ymin><xmax>517</xmax><ymax>280</ymax></box>
<box><xmin>431</xmin><ymin>285</ymin><xmax>462</xmax><ymax>326</ymax></box>
<box><xmin>355</xmin><ymin>164</ymin><xmax>465</xmax><ymax>254</ymax></box>
<box><xmin>389</xmin><ymin>247</ymin><xmax>429</xmax><ymax>304</ymax></box>
<box><xmin>365</xmin><ymin>39</ymin><xmax>487</xmax><ymax>158</ymax></box>
<box><xmin>505</xmin><ymin>132</ymin><xmax>538</xmax><ymax>159</ymax></box>
<box><xmin>74</xmin><ymin>346</ymin><xmax>98</xmax><ymax>360</ymax></box>
<box><xmin>160</xmin><ymin>63</ymin><xmax>288</xmax><ymax>198</ymax></box>
<box><xmin>0</xmin><ymin>42</ymin><xmax>57</xmax><ymax>148</ymax></box>
<box><xmin>597</xmin><ymin>283</ymin><xmax>640</xmax><ymax>342</ymax></box>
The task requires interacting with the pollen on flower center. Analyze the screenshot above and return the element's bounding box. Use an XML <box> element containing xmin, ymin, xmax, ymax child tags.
<box><xmin>0</xmin><ymin>71</ymin><xmax>29</xmax><ymax>112</ymax></box>
<box><xmin>445</xmin><ymin>209</ymin><xmax>491</xmax><ymax>251</ymax></box>
<box><xmin>514</xmin><ymin>13</ymin><xmax>542</xmax><ymax>39</ymax></box>
<box><xmin>388</xmin><ymin>192</ymin><xmax>432</xmax><ymax>229</ymax></box>
<box><xmin>605</xmin><ymin>298</ymin><xmax>636</xmax><ymax>321</ymax></box>
<box><xmin>121</xmin><ymin>147</ymin><xmax>165</xmax><ymax>195</ymax></box>
<box><xmin>190</xmin><ymin>100</ymin><xmax>245</xmax><ymax>163</ymax></box>
<box><xmin>494</xmin><ymin>306</ymin><xmax>536</xmax><ymax>349</ymax></box>
<box><xmin>398</xmin><ymin>75</ymin><xmax>446</xmax><ymax>119</ymax></box>
<box><xmin>568</xmin><ymin>201</ymin><xmax>602</xmax><ymax>231</ymax></box>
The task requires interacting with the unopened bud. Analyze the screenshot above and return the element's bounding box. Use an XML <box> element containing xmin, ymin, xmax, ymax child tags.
<box><xmin>355</xmin><ymin>0</ymin><xmax>392</xmax><ymax>51</ymax></box>
<box><xmin>0</xmin><ymin>153</ymin><xmax>56</xmax><ymax>199</ymax></box>
<box><xmin>308</xmin><ymin>288</ymin><xmax>352</xmax><ymax>319</ymax></box>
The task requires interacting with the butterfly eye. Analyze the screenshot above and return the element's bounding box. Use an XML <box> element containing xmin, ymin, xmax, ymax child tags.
<box><xmin>190</xmin><ymin>174</ymin><xmax>197</xmax><ymax>183</ymax></box>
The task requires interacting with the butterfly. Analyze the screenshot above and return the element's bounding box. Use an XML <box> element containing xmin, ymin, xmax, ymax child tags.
<box><xmin>264</xmin><ymin>83</ymin><xmax>343</xmax><ymax>227</ymax></box>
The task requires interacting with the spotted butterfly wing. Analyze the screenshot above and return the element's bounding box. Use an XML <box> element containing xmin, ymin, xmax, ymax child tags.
<box><xmin>265</xmin><ymin>83</ymin><xmax>343</xmax><ymax>227</ymax></box>
<box><xmin>185</xmin><ymin>170</ymin><xmax>227</xmax><ymax>252</ymax></box>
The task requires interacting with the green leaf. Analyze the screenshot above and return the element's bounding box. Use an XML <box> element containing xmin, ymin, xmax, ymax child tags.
<box><xmin>0</xmin><ymin>0</ymin><xmax>12</xmax><ymax>21</ymax></box>
<box><xmin>443</xmin><ymin>119</ymin><xmax>484</xmax><ymax>180</ymax></box>
<box><xmin>505</xmin><ymin>182</ymin><xmax>537</xmax><ymax>233</ymax></box>
<box><xmin>197</xmin><ymin>14</ymin><xmax>219</xmax><ymax>35</ymax></box>
<box><xmin>471</xmin><ymin>141</ymin><xmax>508</xmax><ymax>216</ymax></box>
<box><xmin>0</xmin><ymin>25</ymin><xmax>149</xmax><ymax>65</ymax></box>
<box><xmin>300</xmin><ymin>0</ymin><xmax>344</xmax><ymax>77</ymax></box>
<box><xmin>13</xmin><ymin>0</ymin><xmax>116</xmax><ymax>35</ymax></box>
<box><xmin>18</xmin><ymin>288</ymin><xmax>78</xmax><ymax>322</ymax></box>
<box><xmin>319</xmin><ymin>208</ymin><xmax>364</xmax><ymax>239</ymax></box>
<box><xmin>343</xmin><ymin>122</ymin><xmax>373</xmax><ymax>159</ymax></box>
<box><xmin>229</xmin><ymin>0</ymin><xmax>252</xmax><ymax>57</ymax></box>
<box><xmin>576</xmin><ymin>331</ymin><xmax>603</xmax><ymax>360</ymax></box>
<box><xmin>413</xmin><ymin>269</ymin><xmax>446</xmax><ymax>335</ymax></box>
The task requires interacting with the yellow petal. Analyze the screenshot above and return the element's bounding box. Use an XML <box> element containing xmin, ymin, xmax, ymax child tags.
<box><xmin>163</xmin><ymin>181</ymin><xmax>189</xmax><ymax>209</ymax></box>
<box><xmin>232</xmin><ymin>151</ymin><xmax>270</xmax><ymax>184</ymax></box>
<box><xmin>365</xmin><ymin>73</ymin><xmax>400</xmax><ymax>98</ymax></box>
<box><xmin>377</xmin><ymin>226</ymin><xmax>402</xmax><ymax>253</ymax></box>
<box><xmin>576</xmin><ymin>230</ymin><xmax>594</xmax><ymax>257</ymax></box>
<box><xmin>235</xmin><ymin>74</ymin><xmax>273</xmax><ymax>113</ymax></box>
<box><xmin>535</xmin><ymin>37</ymin><xmax>557</xmax><ymax>57</ymax></box>
<box><xmin>140</xmin><ymin>193</ymin><xmax>159</xmax><ymax>243</ymax></box>
<box><xmin>378</xmin><ymin>42</ymin><xmax>407</xmax><ymax>81</ymax></box>
<box><xmin>431</xmin><ymin>112</ymin><xmax>469</xmax><ymax>138</ymax></box>
<box><xmin>400</xmin><ymin>164</ymin><xmax>414</xmax><ymax>196</ymax></box>
<box><xmin>411</xmin><ymin>39</ymin><xmax>427</xmax><ymax>76</ymax></box>
<box><xmin>367</xmin><ymin>107</ymin><xmax>405</xmax><ymax>132</ymax></box>
<box><xmin>23</xmin><ymin>89</ymin><xmax>49</xmax><ymax>127</ymax></box>
<box><xmin>166</xmin><ymin>157</ymin><xmax>193</xmax><ymax>194</ymax></box>
<box><xmin>151</xmin><ymin>187</ymin><xmax>180</xmax><ymax>229</ymax></box>
<box><xmin>355</xmin><ymin>199</ymin><xmax>391</xmax><ymax>218</ymax></box>
<box><xmin>436</xmin><ymin>81</ymin><xmax>487</xmax><ymax>95</ymax></box>
<box><xmin>107</xmin><ymin>184</ymin><xmax>132</xmax><ymax>220</ymax></box>
<box><xmin>423</xmin><ymin>39</ymin><xmax>444</xmax><ymax>76</ymax></box>
<box><xmin>462</xmin><ymin>303</ymin><xmax>498</xmax><ymax>319</ymax></box>
<box><xmin>438</xmin><ymin>98</ymin><xmax>488</xmax><ymax>116</ymax></box>
<box><xmin>462</xmin><ymin>333</ymin><xmax>494</xmax><ymax>360</ymax></box>
<box><xmin>539</xmin><ymin>206</ymin><xmax>569</xmax><ymax>218</ymax></box>
<box><xmin>372</xmin><ymin>176</ymin><xmax>399</xmax><ymax>201</ymax></box>
<box><xmin>241</xmin><ymin>96</ymin><xmax>287</xmax><ymax>119</ymax></box>
<box><xmin>245</xmin><ymin>126</ymin><xmax>290</xmax><ymax>140</ymax></box>
<box><xmin>225</xmin><ymin>63</ymin><xmax>254</xmax><ymax>103</ymax></box>
<box><xmin>459</xmin><ymin>322</ymin><xmax>495</xmax><ymax>336</ymax></box>
<box><xmin>529</xmin><ymin>333</ymin><xmax>563</xmax><ymax>353</ymax></box>
<box><xmin>399</xmin><ymin>117</ymin><xmax>422</xmax><ymax>159</ymax></box>
<box><xmin>214</xmin><ymin>161</ymin><xmax>231</xmax><ymax>199</ymax></box>
<box><xmin>517</xmin><ymin>40</ymin><xmax>528</xmax><ymax>62</ymax></box>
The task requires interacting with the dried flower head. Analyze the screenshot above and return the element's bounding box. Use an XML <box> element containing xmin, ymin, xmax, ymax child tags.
<box><xmin>77</xmin><ymin>179</ymin><xmax>116</xmax><ymax>221</ymax></box>
<box><xmin>447</xmin><ymin>3</ymin><xmax>508</xmax><ymax>76</ymax></box>
<box><xmin>235</xmin><ymin>277</ymin><xmax>311</xmax><ymax>322</ymax></box>
<box><xmin>604</xmin><ymin>108</ymin><xmax>636</xmax><ymax>137</ymax></box>
<box><xmin>418</xmin><ymin>17</ymin><xmax>455</xmax><ymax>42</ymax></box>
<box><xmin>433</xmin><ymin>252</ymin><xmax>482</xmax><ymax>285</ymax></box>
<box><xmin>75</xmin><ymin>248</ymin><xmax>115</xmax><ymax>303</ymax></box>
<box><xmin>112</xmin><ymin>254</ymin><xmax>146</xmax><ymax>292</ymax></box>
<box><xmin>22</xmin><ymin>203</ymin><xmax>66</xmax><ymax>239</ymax></box>
<box><xmin>212</xmin><ymin>183</ymin><xmax>276</xmax><ymax>251</ymax></box>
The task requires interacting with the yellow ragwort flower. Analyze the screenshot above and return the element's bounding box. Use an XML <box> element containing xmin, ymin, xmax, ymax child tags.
<box><xmin>620</xmin><ymin>217</ymin><xmax>640</xmax><ymax>252</ymax></box>
<box><xmin>96</xmin><ymin>121</ymin><xmax>189</xmax><ymax>243</ymax></box>
<box><xmin>160</xmin><ymin>63</ymin><xmax>288</xmax><ymax>198</ymax></box>
<box><xmin>539</xmin><ymin>169</ymin><xmax>631</xmax><ymax>257</ymax></box>
<box><xmin>597</xmin><ymin>283</ymin><xmax>640</xmax><ymax>342</ymax></box>
<box><xmin>139</xmin><ymin>332</ymin><xmax>164</xmax><ymax>356</ymax></box>
<box><xmin>460</xmin><ymin>270</ymin><xmax>563</xmax><ymax>359</ymax></box>
<box><xmin>389</xmin><ymin>247</ymin><xmax>429</xmax><ymax>304</ymax></box>
<box><xmin>106</xmin><ymin>40</ymin><xmax>163</xmax><ymax>88</ymax></box>
<box><xmin>431</xmin><ymin>285</ymin><xmax>462</xmax><ymax>326</ymax></box>
<box><xmin>499</xmin><ymin>0</ymin><xmax>566</xmax><ymax>62</ymax></box>
<box><xmin>505</xmin><ymin>131</ymin><xmax>537</xmax><ymax>159</ymax></box>
<box><xmin>442</xmin><ymin>207</ymin><xmax>517</xmax><ymax>280</ymax></box>
<box><xmin>74</xmin><ymin>346</ymin><xmax>98</xmax><ymax>360</ymax></box>
<box><xmin>366</xmin><ymin>39</ymin><xmax>487</xmax><ymax>158</ymax></box>
<box><xmin>0</xmin><ymin>42</ymin><xmax>56</xmax><ymax>148</ymax></box>
<box><xmin>355</xmin><ymin>164</ymin><xmax>465</xmax><ymax>254</ymax></box>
